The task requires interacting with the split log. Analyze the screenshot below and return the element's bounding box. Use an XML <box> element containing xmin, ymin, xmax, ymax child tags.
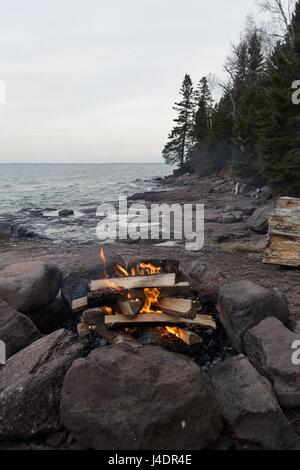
<box><xmin>79</xmin><ymin>308</ymin><xmax>125</xmax><ymax>344</ymax></box>
<box><xmin>166</xmin><ymin>327</ymin><xmax>203</xmax><ymax>346</ymax></box>
<box><xmin>264</xmin><ymin>197</ymin><xmax>300</xmax><ymax>267</ymax></box>
<box><xmin>117</xmin><ymin>300</ymin><xmax>142</xmax><ymax>317</ymax></box>
<box><xmin>81</xmin><ymin>308</ymin><xmax>104</xmax><ymax>325</ymax></box>
<box><xmin>158</xmin><ymin>298</ymin><xmax>197</xmax><ymax>319</ymax></box>
<box><xmin>105</xmin><ymin>313</ymin><xmax>216</xmax><ymax>330</ymax></box>
<box><xmin>159</xmin><ymin>283</ymin><xmax>191</xmax><ymax>299</ymax></box>
<box><xmin>72</xmin><ymin>297</ymin><xmax>88</xmax><ymax>312</ymax></box>
<box><xmin>77</xmin><ymin>322</ymin><xmax>92</xmax><ymax>338</ymax></box>
<box><xmin>94</xmin><ymin>323</ymin><xmax>127</xmax><ymax>344</ymax></box>
<box><xmin>87</xmin><ymin>289</ymin><xmax>125</xmax><ymax>305</ymax></box>
<box><xmin>126</xmin><ymin>283</ymin><xmax>191</xmax><ymax>300</ymax></box>
<box><xmin>89</xmin><ymin>273</ymin><xmax>176</xmax><ymax>292</ymax></box>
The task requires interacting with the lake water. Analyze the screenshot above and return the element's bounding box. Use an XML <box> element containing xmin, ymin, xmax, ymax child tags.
<box><xmin>0</xmin><ymin>163</ymin><xmax>173</xmax><ymax>243</ymax></box>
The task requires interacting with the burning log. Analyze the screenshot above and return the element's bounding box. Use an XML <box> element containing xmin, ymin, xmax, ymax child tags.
<box><xmin>127</xmin><ymin>259</ymin><xmax>180</xmax><ymax>275</ymax></box>
<box><xmin>89</xmin><ymin>273</ymin><xmax>177</xmax><ymax>292</ymax></box>
<box><xmin>165</xmin><ymin>327</ymin><xmax>203</xmax><ymax>346</ymax></box>
<box><xmin>104</xmin><ymin>313</ymin><xmax>216</xmax><ymax>330</ymax></box>
<box><xmin>72</xmin><ymin>282</ymin><xmax>192</xmax><ymax>312</ymax></box>
<box><xmin>159</xmin><ymin>283</ymin><xmax>191</xmax><ymax>299</ymax></box>
<box><xmin>87</xmin><ymin>289</ymin><xmax>126</xmax><ymax>305</ymax></box>
<box><xmin>158</xmin><ymin>298</ymin><xmax>197</xmax><ymax>319</ymax></box>
<box><xmin>117</xmin><ymin>300</ymin><xmax>142</xmax><ymax>317</ymax></box>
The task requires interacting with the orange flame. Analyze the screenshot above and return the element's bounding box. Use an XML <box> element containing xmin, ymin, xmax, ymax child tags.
<box><xmin>103</xmin><ymin>306</ymin><xmax>113</xmax><ymax>315</ymax></box>
<box><xmin>141</xmin><ymin>288</ymin><xmax>161</xmax><ymax>314</ymax></box>
<box><xmin>99</xmin><ymin>248</ymin><xmax>106</xmax><ymax>264</ymax></box>
<box><xmin>138</xmin><ymin>263</ymin><xmax>161</xmax><ymax>276</ymax></box>
<box><xmin>99</xmin><ymin>248</ymin><xmax>109</xmax><ymax>279</ymax></box>
<box><xmin>115</xmin><ymin>264</ymin><xmax>129</xmax><ymax>277</ymax></box>
<box><xmin>166</xmin><ymin>326</ymin><xmax>181</xmax><ymax>339</ymax></box>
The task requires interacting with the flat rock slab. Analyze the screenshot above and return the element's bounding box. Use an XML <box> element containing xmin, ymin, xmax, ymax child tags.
<box><xmin>61</xmin><ymin>342</ymin><xmax>222</xmax><ymax>450</ymax></box>
<box><xmin>217</xmin><ymin>280</ymin><xmax>289</xmax><ymax>352</ymax></box>
<box><xmin>209</xmin><ymin>355</ymin><xmax>300</xmax><ymax>450</ymax></box>
<box><xmin>0</xmin><ymin>300</ymin><xmax>41</xmax><ymax>359</ymax></box>
<box><xmin>245</xmin><ymin>317</ymin><xmax>300</xmax><ymax>408</ymax></box>
<box><xmin>0</xmin><ymin>261</ymin><xmax>62</xmax><ymax>314</ymax></box>
<box><xmin>0</xmin><ymin>329</ymin><xmax>85</xmax><ymax>440</ymax></box>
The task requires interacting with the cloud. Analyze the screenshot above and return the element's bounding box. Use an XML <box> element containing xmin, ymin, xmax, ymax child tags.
<box><xmin>0</xmin><ymin>0</ymin><xmax>259</xmax><ymax>162</ymax></box>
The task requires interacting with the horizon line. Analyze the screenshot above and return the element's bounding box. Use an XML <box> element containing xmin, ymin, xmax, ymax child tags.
<box><xmin>0</xmin><ymin>161</ymin><xmax>166</xmax><ymax>165</ymax></box>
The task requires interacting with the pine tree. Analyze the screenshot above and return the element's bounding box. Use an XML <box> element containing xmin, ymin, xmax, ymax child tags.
<box><xmin>162</xmin><ymin>74</ymin><xmax>194</xmax><ymax>167</ymax></box>
<box><xmin>209</xmin><ymin>94</ymin><xmax>233</xmax><ymax>172</ymax></box>
<box><xmin>231</xmin><ymin>30</ymin><xmax>266</xmax><ymax>179</ymax></box>
<box><xmin>194</xmin><ymin>77</ymin><xmax>212</xmax><ymax>143</ymax></box>
<box><xmin>185</xmin><ymin>77</ymin><xmax>213</xmax><ymax>175</ymax></box>
<box><xmin>258</xmin><ymin>26</ymin><xmax>300</xmax><ymax>195</ymax></box>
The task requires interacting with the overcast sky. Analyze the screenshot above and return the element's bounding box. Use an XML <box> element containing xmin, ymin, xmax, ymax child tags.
<box><xmin>0</xmin><ymin>0</ymin><xmax>261</xmax><ymax>163</ymax></box>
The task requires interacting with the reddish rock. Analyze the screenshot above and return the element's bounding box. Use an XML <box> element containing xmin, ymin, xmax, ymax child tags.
<box><xmin>0</xmin><ymin>300</ymin><xmax>41</xmax><ymax>358</ymax></box>
<box><xmin>217</xmin><ymin>280</ymin><xmax>289</xmax><ymax>352</ymax></box>
<box><xmin>0</xmin><ymin>261</ymin><xmax>62</xmax><ymax>314</ymax></box>
<box><xmin>61</xmin><ymin>342</ymin><xmax>222</xmax><ymax>450</ymax></box>
<box><xmin>209</xmin><ymin>355</ymin><xmax>300</xmax><ymax>450</ymax></box>
<box><xmin>244</xmin><ymin>317</ymin><xmax>300</xmax><ymax>408</ymax></box>
<box><xmin>0</xmin><ymin>329</ymin><xmax>85</xmax><ymax>440</ymax></box>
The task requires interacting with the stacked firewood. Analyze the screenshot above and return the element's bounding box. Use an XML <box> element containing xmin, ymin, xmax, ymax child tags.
<box><xmin>73</xmin><ymin>259</ymin><xmax>216</xmax><ymax>346</ymax></box>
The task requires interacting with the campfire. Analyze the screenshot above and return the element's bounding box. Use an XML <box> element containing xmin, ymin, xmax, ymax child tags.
<box><xmin>73</xmin><ymin>250</ymin><xmax>216</xmax><ymax>346</ymax></box>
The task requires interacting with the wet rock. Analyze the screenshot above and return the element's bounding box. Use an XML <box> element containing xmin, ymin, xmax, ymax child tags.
<box><xmin>246</xmin><ymin>204</ymin><xmax>273</xmax><ymax>234</ymax></box>
<box><xmin>0</xmin><ymin>329</ymin><xmax>85</xmax><ymax>440</ymax></box>
<box><xmin>0</xmin><ymin>300</ymin><xmax>41</xmax><ymax>359</ymax></box>
<box><xmin>209</xmin><ymin>355</ymin><xmax>300</xmax><ymax>450</ymax></box>
<box><xmin>58</xmin><ymin>209</ymin><xmax>74</xmax><ymax>218</ymax></box>
<box><xmin>0</xmin><ymin>222</ymin><xmax>14</xmax><ymax>240</ymax></box>
<box><xmin>12</xmin><ymin>225</ymin><xmax>36</xmax><ymax>239</ymax></box>
<box><xmin>244</xmin><ymin>317</ymin><xmax>300</xmax><ymax>408</ymax></box>
<box><xmin>60</xmin><ymin>342</ymin><xmax>222</xmax><ymax>450</ymax></box>
<box><xmin>0</xmin><ymin>261</ymin><xmax>62</xmax><ymax>314</ymax></box>
<box><xmin>217</xmin><ymin>281</ymin><xmax>289</xmax><ymax>352</ymax></box>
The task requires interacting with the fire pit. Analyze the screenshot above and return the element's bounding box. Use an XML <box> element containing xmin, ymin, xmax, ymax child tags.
<box><xmin>66</xmin><ymin>250</ymin><xmax>233</xmax><ymax>368</ymax></box>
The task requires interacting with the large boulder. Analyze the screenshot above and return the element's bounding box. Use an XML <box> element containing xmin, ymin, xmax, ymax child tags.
<box><xmin>0</xmin><ymin>329</ymin><xmax>85</xmax><ymax>440</ymax></box>
<box><xmin>60</xmin><ymin>342</ymin><xmax>222</xmax><ymax>450</ymax></box>
<box><xmin>209</xmin><ymin>355</ymin><xmax>300</xmax><ymax>450</ymax></box>
<box><xmin>245</xmin><ymin>317</ymin><xmax>300</xmax><ymax>408</ymax></box>
<box><xmin>0</xmin><ymin>300</ymin><xmax>41</xmax><ymax>359</ymax></box>
<box><xmin>217</xmin><ymin>280</ymin><xmax>289</xmax><ymax>352</ymax></box>
<box><xmin>246</xmin><ymin>204</ymin><xmax>273</xmax><ymax>234</ymax></box>
<box><xmin>0</xmin><ymin>261</ymin><xmax>62</xmax><ymax>314</ymax></box>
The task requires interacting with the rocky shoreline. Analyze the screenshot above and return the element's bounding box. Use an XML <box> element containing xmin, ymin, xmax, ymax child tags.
<box><xmin>0</xmin><ymin>174</ymin><xmax>300</xmax><ymax>450</ymax></box>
